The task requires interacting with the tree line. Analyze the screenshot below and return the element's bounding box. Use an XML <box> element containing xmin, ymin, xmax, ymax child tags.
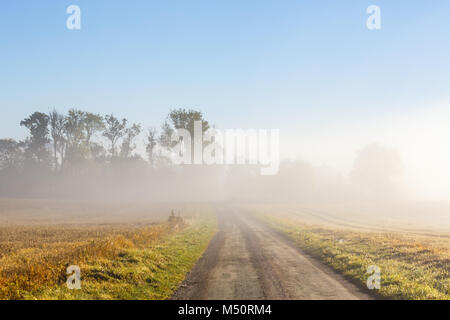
<box><xmin>0</xmin><ymin>108</ymin><xmax>211</xmax><ymax>199</ymax></box>
<box><xmin>0</xmin><ymin>108</ymin><xmax>401</xmax><ymax>202</ymax></box>
<box><xmin>0</xmin><ymin>108</ymin><xmax>209</xmax><ymax>172</ymax></box>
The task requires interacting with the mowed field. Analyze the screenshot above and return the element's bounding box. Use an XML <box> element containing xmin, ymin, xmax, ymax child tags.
<box><xmin>248</xmin><ymin>203</ymin><xmax>450</xmax><ymax>300</ymax></box>
<box><xmin>0</xmin><ymin>199</ymin><xmax>217</xmax><ymax>300</ymax></box>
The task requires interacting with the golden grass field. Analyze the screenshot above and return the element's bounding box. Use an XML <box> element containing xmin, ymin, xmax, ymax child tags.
<box><xmin>250</xmin><ymin>204</ymin><xmax>450</xmax><ymax>300</ymax></box>
<box><xmin>2</xmin><ymin>198</ymin><xmax>449</xmax><ymax>300</ymax></box>
<box><xmin>0</xmin><ymin>199</ymin><xmax>217</xmax><ymax>300</ymax></box>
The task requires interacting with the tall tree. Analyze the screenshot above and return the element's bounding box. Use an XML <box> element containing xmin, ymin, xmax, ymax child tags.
<box><xmin>146</xmin><ymin>127</ymin><xmax>158</xmax><ymax>165</ymax></box>
<box><xmin>89</xmin><ymin>142</ymin><xmax>107</xmax><ymax>162</ymax></box>
<box><xmin>49</xmin><ymin>109</ymin><xmax>66</xmax><ymax>170</ymax></box>
<box><xmin>103</xmin><ymin>114</ymin><xmax>127</xmax><ymax>157</ymax></box>
<box><xmin>159</xmin><ymin>109</ymin><xmax>210</xmax><ymax>162</ymax></box>
<box><xmin>83</xmin><ymin>112</ymin><xmax>104</xmax><ymax>147</ymax></box>
<box><xmin>168</xmin><ymin>108</ymin><xmax>210</xmax><ymax>138</ymax></box>
<box><xmin>64</xmin><ymin>109</ymin><xmax>88</xmax><ymax>164</ymax></box>
<box><xmin>20</xmin><ymin>112</ymin><xmax>50</xmax><ymax>164</ymax></box>
<box><xmin>158</xmin><ymin>121</ymin><xmax>174</xmax><ymax>150</ymax></box>
<box><xmin>0</xmin><ymin>139</ymin><xmax>22</xmax><ymax>170</ymax></box>
<box><xmin>120</xmin><ymin>123</ymin><xmax>142</xmax><ymax>159</ymax></box>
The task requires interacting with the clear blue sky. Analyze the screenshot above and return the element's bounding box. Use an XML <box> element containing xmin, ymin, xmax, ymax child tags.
<box><xmin>1</xmin><ymin>1</ymin><xmax>450</xmax><ymax>140</ymax></box>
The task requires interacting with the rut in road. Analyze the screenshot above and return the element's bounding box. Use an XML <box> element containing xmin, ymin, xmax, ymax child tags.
<box><xmin>172</xmin><ymin>210</ymin><xmax>373</xmax><ymax>300</ymax></box>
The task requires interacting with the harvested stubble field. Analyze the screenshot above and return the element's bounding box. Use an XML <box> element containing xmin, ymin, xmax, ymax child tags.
<box><xmin>251</xmin><ymin>204</ymin><xmax>450</xmax><ymax>300</ymax></box>
<box><xmin>0</xmin><ymin>199</ymin><xmax>217</xmax><ymax>300</ymax></box>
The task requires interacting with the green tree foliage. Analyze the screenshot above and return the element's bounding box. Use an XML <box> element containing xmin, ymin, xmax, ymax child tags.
<box><xmin>159</xmin><ymin>109</ymin><xmax>210</xmax><ymax>162</ymax></box>
<box><xmin>20</xmin><ymin>112</ymin><xmax>50</xmax><ymax>165</ymax></box>
<box><xmin>120</xmin><ymin>123</ymin><xmax>142</xmax><ymax>159</ymax></box>
<box><xmin>103</xmin><ymin>114</ymin><xmax>127</xmax><ymax>157</ymax></box>
<box><xmin>84</xmin><ymin>112</ymin><xmax>104</xmax><ymax>146</ymax></box>
<box><xmin>162</xmin><ymin>109</ymin><xmax>210</xmax><ymax>144</ymax></box>
<box><xmin>1</xmin><ymin>108</ymin><xmax>212</xmax><ymax>198</ymax></box>
<box><xmin>146</xmin><ymin>127</ymin><xmax>158</xmax><ymax>166</ymax></box>
<box><xmin>64</xmin><ymin>109</ymin><xmax>89</xmax><ymax>164</ymax></box>
<box><xmin>0</xmin><ymin>139</ymin><xmax>23</xmax><ymax>170</ymax></box>
<box><xmin>49</xmin><ymin>109</ymin><xmax>66</xmax><ymax>170</ymax></box>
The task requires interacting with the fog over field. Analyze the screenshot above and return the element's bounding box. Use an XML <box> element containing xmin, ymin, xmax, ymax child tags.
<box><xmin>2</xmin><ymin>108</ymin><xmax>450</xmax><ymax>234</ymax></box>
<box><xmin>1</xmin><ymin>105</ymin><xmax>450</xmax><ymax>212</ymax></box>
<box><xmin>1</xmin><ymin>1</ymin><xmax>450</xmax><ymax>302</ymax></box>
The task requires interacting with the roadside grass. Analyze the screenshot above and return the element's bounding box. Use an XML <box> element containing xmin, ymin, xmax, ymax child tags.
<box><xmin>0</xmin><ymin>213</ymin><xmax>217</xmax><ymax>300</ymax></box>
<box><xmin>256</xmin><ymin>213</ymin><xmax>450</xmax><ymax>300</ymax></box>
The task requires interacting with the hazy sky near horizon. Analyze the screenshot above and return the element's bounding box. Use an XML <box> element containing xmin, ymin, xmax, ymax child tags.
<box><xmin>1</xmin><ymin>1</ymin><xmax>450</xmax><ymax>199</ymax></box>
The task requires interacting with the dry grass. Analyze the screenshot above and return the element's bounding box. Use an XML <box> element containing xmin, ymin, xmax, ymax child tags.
<box><xmin>0</xmin><ymin>223</ymin><xmax>173</xmax><ymax>299</ymax></box>
<box><xmin>0</xmin><ymin>199</ymin><xmax>216</xmax><ymax>300</ymax></box>
<box><xmin>256</xmin><ymin>212</ymin><xmax>450</xmax><ymax>300</ymax></box>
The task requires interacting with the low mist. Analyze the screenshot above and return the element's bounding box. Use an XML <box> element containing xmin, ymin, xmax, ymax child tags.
<box><xmin>1</xmin><ymin>107</ymin><xmax>449</xmax><ymax>220</ymax></box>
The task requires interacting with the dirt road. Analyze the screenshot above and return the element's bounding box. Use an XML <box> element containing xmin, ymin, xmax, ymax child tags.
<box><xmin>172</xmin><ymin>209</ymin><xmax>373</xmax><ymax>300</ymax></box>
